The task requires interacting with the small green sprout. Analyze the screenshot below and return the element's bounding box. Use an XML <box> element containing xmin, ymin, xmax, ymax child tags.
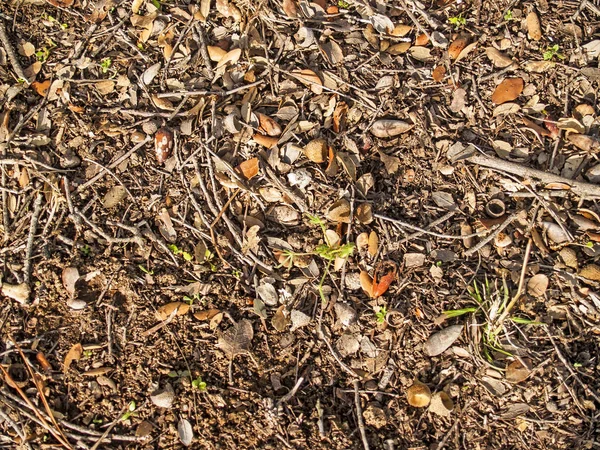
<box><xmin>121</xmin><ymin>401</ymin><xmax>137</xmax><ymax>421</ymax></box>
<box><xmin>168</xmin><ymin>244</ymin><xmax>193</xmax><ymax>261</ymax></box>
<box><xmin>192</xmin><ymin>376</ymin><xmax>207</xmax><ymax>391</ymax></box>
<box><xmin>337</xmin><ymin>0</ymin><xmax>350</xmax><ymax>8</ymax></box>
<box><xmin>183</xmin><ymin>293</ymin><xmax>201</xmax><ymax>305</ymax></box>
<box><xmin>138</xmin><ymin>264</ymin><xmax>154</xmax><ymax>275</ymax></box>
<box><xmin>573</xmin><ymin>362</ymin><xmax>583</xmax><ymax>368</ymax></box>
<box><xmin>137</xmin><ymin>42</ymin><xmax>145</xmax><ymax>51</ymax></box>
<box><xmin>35</xmin><ymin>48</ymin><xmax>50</xmax><ymax>62</ymax></box>
<box><xmin>543</xmin><ymin>44</ymin><xmax>565</xmax><ymax>61</ymax></box>
<box><xmin>82</xmin><ymin>350</ymin><xmax>93</xmax><ymax>358</ymax></box>
<box><xmin>60</xmin><ymin>23</ymin><xmax>68</xmax><ymax>29</ymax></box>
<box><xmin>79</xmin><ymin>245</ymin><xmax>92</xmax><ymax>257</ymax></box>
<box><xmin>92</xmin><ymin>418</ymin><xmax>103</xmax><ymax>424</ymax></box>
<box><xmin>375</xmin><ymin>306</ymin><xmax>388</xmax><ymax>324</ymax></box>
<box><xmin>100</xmin><ymin>57</ymin><xmax>112</xmax><ymax>74</ymax></box>
<box><xmin>448</xmin><ymin>13</ymin><xmax>466</xmax><ymax>29</ymax></box>
<box><xmin>150</xmin><ymin>0</ymin><xmax>162</xmax><ymax>9</ymax></box>
<box><xmin>503</xmin><ymin>10</ymin><xmax>514</xmax><ymax>21</ymax></box>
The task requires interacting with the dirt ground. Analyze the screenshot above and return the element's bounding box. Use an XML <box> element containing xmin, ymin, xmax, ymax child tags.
<box><xmin>1</xmin><ymin>0</ymin><xmax>600</xmax><ymax>448</ymax></box>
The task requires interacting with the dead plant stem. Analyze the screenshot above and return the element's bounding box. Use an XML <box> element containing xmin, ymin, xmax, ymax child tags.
<box><xmin>354</xmin><ymin>380</ymin><xmax>370</xmax><ymax>450</ymax></box>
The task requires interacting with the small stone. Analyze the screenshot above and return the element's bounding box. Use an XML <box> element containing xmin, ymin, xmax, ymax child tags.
<box><xmin>150</xmin><ymin>383</ymin><xmax>175</xmax><ymax>409</ymax></box>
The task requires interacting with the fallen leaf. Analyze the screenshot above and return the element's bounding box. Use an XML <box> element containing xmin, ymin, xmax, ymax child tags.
<box><xmin>291</xmin><ymin>69</ymin><xmax>323</xmax><ymax>94</ymax></box>
<box><xmin>424</xmin><ymin>325</ymin><xmax>463</xmax><ymax>356</ymax></box>
<box><xmin>432</xmin><ymin>65</ymin><xmax>446</xmax><ymax>82</ymax></box>
<box><xmin>523</xmin><ymin>60</ymin><xmax>555</xmax><ymax>73</ymax></box>
<box><xmin>242</xmin><ymin>225</ymin><xmax>261</xmax><ymax>254</ymax></box>
<box><xmin>102</xmin><ymin>185</ymin><xmax>127</xmax><ymax>209</ymax></box>
<box><xmin>254</xmin><ymin>133</ymin><xmax>278</xmax><ymax>148</ymax></box>
<box><xmin>491</xmin><ymin>78</ymin><xmax>524</xmax><ymax>105</ymax></box>
<box><xmin>370</xmin><ymin>14</ymin><xmax>394</xmax><ymax>33</ymax></box>
<box><xmin>156</xmin><ymin>302</ymin><xmax>190</xmax><ymax>321</ymax></box>
<box><xmin>272</xmin><ymin>305</ymin><xmax>289</xmax><ymax>331</ymax></box>
<box><xmin>177</xmin><ymin>418</ymin><xmax>194</xmax><ymax>447</ymax></box>
<box><xmin>360</xmin><ymin>271</ymin><xmax>374</xmax><ymax>297</ymax></box>
<box><xmin>368</xmin><ymin>231</ymin><xmax>378</xmax><ymax>257</ymax></box>
<box><xmin>414</xmin><ymin>33</ymin><xmax>429</xmax><ymax>46</ymax></box>
<box><xmin>583</xmin><ymin>40</ymin><xmax>600</xmax><ymax>59</ymax></box>
<box><xmin>304</xmin><ymin>138</ymin><xmax>328</xmax><ymax>163</ymax></box>
<box><xmin>485</xmin><ymin>47</ymin><xmax>514</xmax><ymax>68</ymax></box>
<box><xmin>327</xmin><ymin>199</ymin><xmax>351</xmax><ymax>223</ymax></box>
<box><xmin>62</xmin><ymin>267</ymin><xmax>80</xmax><ymax>296</ymax></box>
<box><xmin>378</xmin><ymin>151</ymin><xmax>400</xmax><ymax>174</ymax></box>
<box><xmin>207</xmin><ymin>46</ymin><xmax>227</xmax><ymax>62</ymax></box>
<box><xmin>193</xmin><ymin>309</ymin><xmax>220</xmax><ymax>321</ymax></box>
<box><xmin>527</xmin><ymin>274</ymin><xmax>548</xmax><ymax>297</ymax></box>
<box><xmin>290</xmin><ymin>310</ymin><xmax>311</xmax><ymax>331</ymax></box>
<box><xmin>32</xmin><ymin>80</ymin><xmax>51</xmax><ymax>97</ymax></box>
<box><xmin>150</xmin><ymin>383</ymin><xmax>175</xmax><ymax>408</ymax></box>
<box><xmin>387</xmin><ymin>42</ymin><xmax>411</xmax><ymax>55</ymax></box>
<box><xmin>356</xmin><ymin>203</ymin><xmax>373</xmax><ymax>224</ymax></box>
<box><xmin>256</xmin><ymin>113</ymin><xmax>282</xmax><ymax>137</ymax></box>
<box><xmin>333</xmin><ymin>101</ymin><xmax>348</xmax><ymax>133</ymax></box>
<box><xmin>216</xmin><ymin>48</ymin><xmax>242</xmax><ymax>69</ymax></box>
<box><xmin>216</xmin><ymin>320</ymin><xmax>254</xmax><ymax>358</ymax></box>
<box><xmin>567</xmin><ymin>134</ymin><xmax>600</xmax><ymax>153</ymax></box>
<box><xmin>505</xmin><ymin>359</ymin><xmax>531</xmax><ymax>383</ymax></box>
<box><xmin>282</xmin><ymin>0</ymin><xmax>298</xmax><ymax>17</ymax></box>
<box><xmin>372</xmin><ymin>119</ymin><xmax>413</xmax><ymax>138</ymax></box>
<box><xmin>429</xmin><ymin>391</ymin><xmax>454</xmax><ymax>416</ymax></box>
<box><xmin>455</xmin><ymin>42</ymin><xmax>477</xmax><ymax>63</ymax></box>
<box><xmin>372</xmin><ymin>260</ymin><xmax>397</xmax><ymax>298</ymax></box>
<box><xmin>235</xmin><ymin>157</ymin><xmax>259</xmax><ymax>180</ymax></box>
<box><xmin>579</xmin><ymin>264</ymin><xmax>600</xmax><ymax>282</ymax></box>
<box><xmin>391</xmin><ymin>24</ymin><xmax>412</xmax><ymax>36</ymax></box>
<box><xmin>64</xmin><ymin>343</ymin><xmax>83</xmax><ymax>373</ymax></box>
<box><xmin>142</xmin><ymin>62</ymin><xmax>161</xmax><ymax>85</ymax></box>
<box><xmin>320</xmin><ymin>40</ymin><xmax>344</xmax><ymax>65</ymax></box>
<box><xmin>448</xmin><ymin>36</ymin><xmax>468</xmax><ymax>59</ymax></box>
<box><xmin>526</xmin><ymin>11</ymin><xmax>542</xmax><ymax>41</ymax></box>
<box><xmin>47</xmin><ymin>0</ymin><xmax>74</xmax><ymax>6</ymax></box>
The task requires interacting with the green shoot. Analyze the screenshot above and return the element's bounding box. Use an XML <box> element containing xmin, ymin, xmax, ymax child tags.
<box><xmin>151</xmin><ymin>0</ymin><xmax>162</xmax><ymax>9</ymax></box>
<box><xmin>337</xmin><ymin>0</ymin><xmax>350</xmax><ymax>8</ymax></box>
<box><xmin>443</xmin><ymin>307</ymin><xmax>477</xmax><ymax>318</ymax></box>
<box><xmin>100</xmin><ymin>57</ymin><xmax>112</xmax><ymax>74</ymax></box>
<box><xmin>80</xmin><ymin>245</ymin><xmax>92</xmax><ymax>257</ymax></box>
<box><xmin>503</xmin><ymin>10</ymin><xmax>514</xmax><ymax>21</ymax></box>
<box><xmin>448</xmin><ymin>13</ymin><xmax>466</xmax><ymax>29</ymax></box>
<box><xmin>192</xmin><ymin>376</ymin><xmax>207</xmax><ymax>391</ymax></box>
<box><xmin>138</xmin><ymin>265</ymin><xmax>154</xmax><ymax>275</ymax></box>
<box><xmin>121</xmin><ymin>401</ymin><xmax>136</xmax><ymax>421</ymax></box>
<box><xmin>168</xmin><ymin>244</ymin><xmax>193</xmax><ymax>261</ymax></box>
<box><xmin>375</xmin><ymin>305</ymin><xmax>388</xmax><ymax>324</ymax></box>
<box><xmin>183</xmin><ymin>293</ymin><xmax>201</xmax><ymax>305</ymax></box>
<box><xmin>543</xmin><ymin>44</ymin><xmax>565</xmax><ymax>61</ymax></box>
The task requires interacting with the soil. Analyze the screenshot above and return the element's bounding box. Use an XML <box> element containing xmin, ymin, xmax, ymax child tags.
<box><xmin>1</xmin><ymin>0</ymin><xmax>600</xmax><ymax>449</ymax></box>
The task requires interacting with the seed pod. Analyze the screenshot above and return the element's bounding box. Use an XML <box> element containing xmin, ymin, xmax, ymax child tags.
<box><xmin>154</xmin><ymin>127</ymin><xmax>174</xmax><ymax>164</ymax></box>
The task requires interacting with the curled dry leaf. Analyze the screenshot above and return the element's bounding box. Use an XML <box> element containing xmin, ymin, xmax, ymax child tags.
<box><xmin>156</xmin><ymin>302</ymin><xmax>190</xmax><ymax>321</ymax></box>
<box><xmin>32</xmin><ymin>80</ymin><xmax>51</xmax><ymax>97</ymax></box>
<box><xmin>506</xmin><ymin>359</ymin><xmax>531</xmax><ymax>383</ymax></box>
<box><xmin>407</xmin><ymin>380</ymin><xmax>431</xmax><ymax>407</ymax></box>
<box><xmin>64</xmin><ymin>343</ymin><xmax>83</xmax><ymax>373</ymax></box>
<box><xmin>485</xmin><ymin>48</ymin><xmax>514</xmax><ymax>68</ymax></box>
<box><xmin>327</xmin><ymin>199</ymin><xmax>351</xmax><ymax>223</ymax></box>
<box><xmin>527</xmin><ymin>274</ymin><xmax>549</xmax><ymax>297</ymax></box>
<box><xmin>356</xmin><ymin>203</ymin><xmax>373</xmax><ymax>224</ymax></box>
<box><xmin>256</xmin><ymin>113</ymin><xmax>282</xmax><ymax>137</ymax></box>
<box><xmin>333</xmin><ymin>102</ymin><xmax>348</xmax><ymax>133</ymax></box>
<box><xmin>526</xmin><ymin>11</ymin><xmax>542</xmax><ymax>41</ymax></box>
<box><xmin>304</xmin><ymin>138</ymin><xmax>328</xmax><ymax>163</ymax></box>
<box><xmin>429</xmin><ymin>392</ymin><xmax>454</xmax><ymax>416</ymax></box>
<box><xmin>371</xmin><ymin>119</ymin><xmax>414</xmax><ymax>138</ymax></box>
<box><xmin>491</xmin><ymin>78</ymin><xmax>524</xmax><ymax>105</ymax></box>
<box><xmin>254</xmin><ymin>133</ymin><xmax>279</xmax><ymax>148</ymax></box>
<box><xmin>207</xmin><ymin>46</ymin><xmax>227</xmax><ymax>62</ymax></box>
<box><xmin>235</xmin><ymin>157</ymin><xmax>259</xmax><ymax>180</ymax></box>
<box><xmin>216</xmin><ymin>319</ymin><xmax>254</xmax><ymax>358</ymax></box>
<box><xmin>154</xmin><ymin>127</ymin><xmax>174</xmax><ymax>164</ymax></box>
<box><xmin>291</xmin><ymin>69</ymin><xmax>323</xmax><ymax>94</ymax></box>
<box><xmin>372</xmin><ymin>260</ymin><xmax>397</xmax><ymax>298</ymax></box>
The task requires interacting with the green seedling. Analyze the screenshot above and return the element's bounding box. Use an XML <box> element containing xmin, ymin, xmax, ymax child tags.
<box><xmin>100</xmin><ymin>57</ymin><xmax>112</xmax><ymax>74</ymax></box>
<box><xmin>543</xmin><ymin>44</ymin><xmax>565</xmax><ymax>61</ymax></box>
<box><xmin>80</xmin><ymin>245</ymin><xmax>92</xmax><ymax>257</ymax></box>
<box><xmin>375</xmin><ymin>305</ymin><xmax>388</xmax><ymax>324</ymax></box>
<box><xmin>183</xmin><ymin>293</ymin><xmax>201</xmax><ymax>305</ymax></box>
<box><xmin>192</xmin><ymin>376</ymin><xmax>207</xmax><ymax>391</ymax></box>
<box><xmin>337</xmin><ymin>0</ymin><xmax>350</xmax><ymax>8</ymax></box>
<box><xmin>150</xmin><ymin>0</ymin><xmax>162</xmax><ymax>9</ymax></box>
<box><xmin>444</xmin><ymin>277</ymin><xmax>543</xmax><ymax>363</ymax></box>
<box><xmin>168</xmin><ymin>244</ymin><xmax>193</xmax><ymax>261</ymax></box>
<box><xmin>138</xmin><ymin>264</ymin><xmax>154</xmax><ymax>275</ymax></box>
<box><xmin>167</xmin><ymin>369</ymin><xmax>191</xmax><ymax>378</ymax></box>
<box><xmin>36</xmin><ymin>48</ymin><xmax>50</xmax><ymax>62</ymax></box>
<box><xmin>448</xmin><ymin>13</ymin><xmax>466</xmax><ymax>29</ymax></box>
<box><xmin>120</xmin><ymin>401</ymin><xmax>137</xmax><ymax>421</ymax></box>
<box><xmin>503</xmin><ymin>10</ymin><xmax>514</xmax><ymax>21</ymax></box>
<box><xmin>82</xmin><ymin>350</ymin><xmax>93</xmax><ymax>358</ymax></box>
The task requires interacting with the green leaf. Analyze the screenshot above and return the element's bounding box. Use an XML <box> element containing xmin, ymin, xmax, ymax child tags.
<box><xmin>510</xmin><ymin>316</ymin><xmax>544</xmax><ymax>325</ymax></box>
<box><xmin>182</xmin><ymin>252</ymin><xmax>193</xmax><ymax>261</ymax></box>
<box><xmin>151</xmin><ymin>0</ymin><xmax>162</xmax><ymax>8</ymax></box>
<box><xmin>444</xmin><ymin>307</ymin><xmax>477</xmax><ymax>318</ymax></box>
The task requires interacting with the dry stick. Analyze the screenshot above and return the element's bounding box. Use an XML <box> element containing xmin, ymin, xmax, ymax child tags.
<box><xmin>374</xmin><ymin>213</ymin><xmax>490</xmax><ymax>241</ymax></box>
<box><xmin>463</xmin><ymin>213</ymin><xmax>519</xmax><ymax>257</ymax></box>
<box><xmin>0</xmin><ymin>405</ymin><xmax>31</xmax><ymax>449</ymax></box>
<box><xmin>545</xmin><ymin>327</ymin><xmax>600</xmax><ymax>404</ymax></box>
<box><xmin>76</xmin><ymin>137</ymin><xmax>151</xmax><ymax>192</ymax></box>
<box><xmin>23</xmin><ymin>191</ymin><xmax>44</xmax><ymax>286</ymax></box>
<box><xmin>156</xmin><ymin>80</ymin><xmax>264</xmax><ymax>98</ymax></box>
<box><xmin>492</xmin><ymin>238</ymin><xmax>532</xmax><ymax>336</ymax></box>
<box><xmin>466</xmin><ymin>153</ymin><xmax>600</xmax><ymax>198</ymax></box>
<box><xmin>193</xmin><ymin>22</ymin><xmax>214</xmax><ymax>79</ymax></box>
<box><xmin>397</xmin><ymin>211</ymin><xmax>456</xmax><ymax>244</ymax></box>
<box><xmin>0</xmin><ymin>19</ymin><xmax>27</xmax><ymax>82</ymax></box>
<box><xmin>354</xmin><ymin>380</ymin><xmax>370</xmax><ymax>450</ymax></box>
<box><xmin>398</xmin><ymin>0</ymin><xmax>431</xmax><ymax>44</ymax></box>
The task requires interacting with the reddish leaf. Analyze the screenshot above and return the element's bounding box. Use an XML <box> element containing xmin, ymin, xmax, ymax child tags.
<box><xmin>235</xmin><ymin>157</ymin><xmax>259</xmax><ymax>180</ymax></box>
<box><xmin>372</xmin><ymin>260</ymin><xmax>398</xmax><ymax>298</ymax></box>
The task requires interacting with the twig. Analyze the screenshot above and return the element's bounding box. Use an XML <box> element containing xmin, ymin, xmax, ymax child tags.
<box><xmin>398</xmin><ymin>0</ymin><xmax>431</xmax><ymax>44</ymax></box>
<box><xmin>397</xmin><ymin>211</ymin><xmax>456</xmax><ymax>244</ymax></box>
<box><xmin>0</xmin><ymin>19</ymin><xmax>27</xmax><ymax>82</ymax></box>
<box><xmin>354</xmin><ymin>380</ymin><xmax>370</xmax><ymax>450</ymax></box>
<box><xmin>76</xmin><ymin>137</ymin><xmax>151</xmax><ymax>192</ymax></box>
<box><xmin>23</xmin><ymin>191</ymin><xmax>44</xmax><ymax>287</ymax></box>
<box><xmin>0</xmin><ymin>404</ymin><xmax>31</xmax><ymax>449</ymax></box>
<box><xmin>375</xmin><ymin>213</ymin><xmax>490</xmax><ymax>240</ymax></box>
<box><xmin>462</xmin><ymin>152</ymin><xmax>600</xmax><ymax>199</ymax></box>
<box><xmin>545</xmin><ymin>327</ymin><xmax>600</xmax><ymax>404</ymax></box>
<box><xmin>193</xmin><ymin>22</ymin><xmax>214</xmax><ymax>79</ymax></box>
<box><xmin>156</xmin><ymin>80</ymin><xmax>264</xmax><ymax>98</ymax></box>
<box><xmin>463</xmin><ymin>213</ymin><xmax>518</xmax><ymax>257</ymax></box>
<box><xmin>492</xmin><ymin>238</ymin><xmax>532</xmax><ymax>334</ymax></box>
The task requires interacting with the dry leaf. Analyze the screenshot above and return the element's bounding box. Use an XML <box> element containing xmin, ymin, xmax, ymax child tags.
<box><xmin>527</xmin><ymin>274</ymin><xmax>548</xmax><ymax>297</ymax></box>
<box><xmin>47</xmin><ymin>0</ymin><xmax>74</xmax><ymax>6</ymax></box>
<box><xmin>215</xmin><ymin>0</ymin><xmax>241</xmax><ymax>21</ymax></box>
<box><xmin>429</xmin><ymin>392</ymin><xmax>454</xmax><ymax>416</ymax></box>
<box><xmin>424</xmin><ymin>325</ymin><xmax>463</xmax><ymax>356</ymax></box>
<box><xmin>372</xmin><ymin>260</ymin><xmax>397</xmax><ymax>298</ymax></box>
<box><xmin>356</xmin><ymin>203</ymin><xmax>373</xmax><ymax>224</ymax></box>
<box><xmin>491</xmin><ymin>78</ymin><xmax>524</xmax><ymax>104</ymax></box>
<box><xmin>579</xmin><ymin>264</ymin><xmax>600</xmax><ymax>282</ymax></box>
<box><xmin>360</xmin><ymin>271</ymin><xmax>374</xmax><ymax>297</ymax></box>
<box><xmin>64</xmin><ymin>343</ymin><xmax>83</xmax><ymax>373</ymax></box>
<box><xmin>272</xmin><ymin>305</ymin><xmax>289</xmax><ymax>331</ymax></box>
<box><xmin>242</xmin><ymin>225</ymin><xmax>261</xmax><ymax>255</ymax></box>
<box><xmin>235</xmin><ymin>157</ymin><xmax>259</xmax><ymax>180</ymax></box>
<box><xmin>254</xmin><ymin>133</ymin><xmax>279</xmax><ymax>148</ymax></box>
<box><xmin>304</xmin><ymin>138</ymin><xmax>328</xmax><ymax>163</ymax></box>
<box><xmin>142</xmin><ymin>62</ymin><xmax>161</xmax><ymax>85</ymax></box>
<box><xmin>432</xmin><ymin>65</ymin><xmax>446</xmax><ymax>82</ymax></box>
<box><xmin>506</xmin><ymin>359</ymin><xmax>531</xmax><ymax>383</ymax></box>
<box><xmin>455</xmin><ymin>42</ymin><xmax>477</xmax><ymax>62</ymax></box>
<box><xmin>391</xmin><ymin>24</ymin><xmax>412</xmax><ymax>36</ymax></box>
<box><xmin>320</xmin><ymin>40</ymin><xmax>344</xmax><ymax>65</ymax></box>
<box><xmin>95</xmin><ymin>80</ymin><xmax>115</xmax><ymax>95</ymax></box>
<box><xmin>207</xmin><ymin>46</ymin><xmax>227</xmax><ymax>62</ymax></box>
<box><xmin>523</xmin><ymin>60</ymin><xmax>555</xmax><ymax>73</ymax></box>
<box><xmin>156</xmin><ymin>302</ymin><xmax>190</xmax><ymax>320</ymax></box>
<box><xmin>327</xmin><ymin>199</ymin><xmax>351</xmax><ymax>223</ymax></box>
<box><xmin>386</xmin><ymin>42</ymin><xmax>411</xmax><ymax>55</ymax></box>
<box><xmin>448</xmin><ymin>36</ymin><xmax>468</xmax><ymax>59</ymax></box>
<box><xmin>333</xmin><ymin>101</ymin><xmax>348</xmax><ymax>133</ymax></box>
<box><xmin>567</xmin><ymin>134</ymin><xmax>600</xmax><ymax>153</ymax></box>
<box><xmin>256</xmin><ymin>113</ymin><xmax>281</xmax><ymax>137</ymax></box>
<box><xmin>415</xmin><ymin>33</ymin><xmax>429</xmax><ymax>46</ymax></box>
<box><xmin>485</xmin><ymin>47</ymin><xmax>514</xmax><ymax>68</ymax></box>
<box><xmin>371</xmin><ymin>120</ymin><xmax>413</xmax><ymax>138</ymax></box>
<box><xmin>282</xmin><ymin>0</ymin><xmax>298</xmax><ymax>17</ymax></box>
<box><xmin>216</xmin><ymin>48</ymin><xmax>242</xmax><ymax>69</ymax></box>
<box><xmin>291</xmin><ymin>69</ymin><xmax>323</xmax><ymax>94</ymax></box>
<box><xmin>370</xmin><ymin>14</ymin><xmax>394</xmax><ymax>33</ymax></box>
<box><xmin>193</xmin><ymin>309</ymin><xmax>220</xmax><ymax>321</ymax></box>
<box><xmin>526</xmin><ymin>11</ymin><xmax>542</xmax><ymax>41</ymax></box>
<box><xmin>177</xmin><ymin>418</ymin><xmax>194</xmax><ymax>447</ymax></box>
<box><xmin>368</xmin><ymin>231</ymin><xmax>378</xmax><ymax>257</ymax></box>
<box><xmin>32</xmin><ymin>80</ymin><xmax>51</xmax><ymax>97</ymax></box>
<box><xmin>216</xmin><ymin>320</ymin><xmax>254</xmax><ymax>358</ymax></box>
<box><xmin>62</xmin><ymin>267</ymin><xmax>79</xmax><ymax>296</ymax></box>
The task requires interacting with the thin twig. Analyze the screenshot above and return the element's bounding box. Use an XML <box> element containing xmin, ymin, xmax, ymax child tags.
<box><xmin>354</xmin><ymin>380</ymin><xmax>370</xmax><ymax>450</ymax></box>
<box><xmin>23</xmin><ymin>191</ymin><xmax>44</xmax><ymax>287</ymax></box>
<box><xmin>156</xmin><ymin>80</ymin><xmax>264</xmax><ymax>98</ymax></box>
<box><xmin>375</xmin><ymin>213</ymin><xmax>490</xmax><ymax>240</ymax></box>
<box><xmin>0</xmin><ymin>18</ymin><xmax>27</xmax><ymax>82</ymax></box>
<box><xmin>193</xmin><ymin>22</ymin><xmax>214</xmax><ymax>78</ymax></box>
<box><xmin>463</xmin><ymin>213</ymin><xmax>519</xmax><ymax>257</ymax></box>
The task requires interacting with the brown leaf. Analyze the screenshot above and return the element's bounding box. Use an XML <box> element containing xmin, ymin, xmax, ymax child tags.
<box><xmin>491</xmin><ymin>78</ymin><xmax>524</xmax><ymax>105</ymax></box>
<box><xmin>32</xmin><ymin>80</ymin><xmax>51</xmax><ymax>97</ymax></box>
<box><xmin>216</xmin><ymin>48</ymin><xmax>242</xmax><ymax>69</ymax></box>
<box><xmin>391</xmin><ymin>24</ymin><xmax>412</xmax><ymax>36</ymax></box>
<box><xmin>485</xmin><ymin>47</ymin><xmax>514</xmax><ymax>68</ymax></box>
<box><xmin>526</xmin><ymin>11</ymin><xmax>542</xmax><ymax>41</ymax></box>
<box><xmin>505</xmin><ymin>359</ymin><xmax>531</xmax><ymax>383</ymax></box>
<box><xmin>371</xmin><ymin>120</ymin><xmax>413</xmax><ymax>138</ymax></box>
<box><xmin>333</xmin><ymin>102</ymin><xmax>348</xmax><ymax>133</ymax></box>
<box><xmin>156</xmin><ymin>302</ymin><xmax>190</xmax><ymax>321</ymax></box>
<box><xmin>254</xmin><ymin>133</ymin><xmax>279</xmax><ymax>148</ymax></box>
<box><xmin>193</xmin><ymin>309</ymin><xmax>221</xmax><ymax>321</ymax></box>
<box><xmin>372</xmin><ymin>260</ymin><xmax>397</xmax><ymax>298</ymax></box>
<box><xmin>360</xmin><ymin>271</ymin><xmax>374</xmax><ymax>297</ymax></box>
<box><xmin>64</xmin><ymin>343</ymin><xmax>83</xmax><ymax>373</ymax></box>
<box><xmin>290</xmin><ymin>69</ymin><xmax>323</xmax><ymax>94</ymax></box>
<box><xmin>272</xmin><ymin>305</ymin><xmax>289</xmax><ymax>332</ymax></box>
<box><xmin>579</xmin><ymin>264</ymin><xmax>600</xmax><ymax>282</ymax></box>
<box><xmin>448</xmin><ymin>36</ymin><xmax>468</xmax><ymax>60</ymax></box>
<box><xmin>215</xmin><ymin>0</ymin><xmax>242</xmax><ymax>21</ymax></box>
<box><xmin>216</xmin><ymin>320</ymin><xmax>254</xmax><ymax>357</ymax></box>
<box><xmin>432</xmin><ymin>65</ymin><xmax>446</xmax><ymax>82</ymax></box>
<box><xmin>415</xmin><ymin>33</ymin><xmax>429</xmax><ymax>46</ymax></box>
<box><xmin>387</xmin><ymin>42</ymin><xmax>411</xmax><ymax>55</ymax></box>
<box><xmin>320</xmin><ymin>40</ymin><xmax>344</xmax><ymax>65</ymax></box>
<box><xmin>356</xmin><ymin>203</ymin><xmax>373</xmax><ymax>224</ymax></box>
<box><xmin>256</xmin><ymin>113</ymin><xmax>281</xmax><ymax>137</ymax></box>
<box><xmin>527</xmin><ymin>274</ymin><xmax>548</xmax><ymax>297</ymax></box>
<box><xmin>368</xmin><ymin>231</ymin><xmax>378</xmax><ymax>257</ymax></box>
<box><xmin>304</xmin><ymin>138</ymin><xmax>328</xmax><ymax>163</ymax></box>
<box><xmin>207</xmin><ymin>46</ymin><xmax>227</xmax><ymax>62</ymax></box>
<box><xmin>282</xmin><ymin>0</ymin><xmax>298</xmax><ymax>17</ymax></box>
<box><xmin>235</xmin><ymin>157</ymin><xmax>259</xmax><ymax>180</ymax></box>
<box><xmin>567</xmin><ymin>134</ymin><xmax>600</xmax><ymax>153</ymax></box>
<box><xmin>327</xmin><ymin>199</ymin><xmax>351</xmax><ymax>223</ymax></box>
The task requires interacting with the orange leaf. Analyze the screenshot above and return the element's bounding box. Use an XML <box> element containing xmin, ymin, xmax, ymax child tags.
<box><xmin>415</xmin><ymin>33</ymin><xmax>429</xmax><ymax>46</ymax></box>
<box><xmin>32</xmin><ymin>80</ymin><xmax>51</xmax><ymax>97</ymax></box>
<box><xmin>64</xmin><ymin>343</ymin><xmax>83</xmax><ymax>374</ymax></box>
<box><xmin>254</xmin><ymin>133</ymin><xmax>278</xmax><ymax>148</ymax></box>
<box><xmin>448</xmin><ymin>36</ymin><xmax>468</xmax><ymax>59</ymax></box>
<box><xmin>491</xmin><ymin>78</ymin><xmax>524</xmax><ymax>105</ymax></box>
<box><xmin>333</xmin><ymin>101</ymin><xmax>348</xmax><ymax>133</ymax></box>
<box><xmin>235</xmin><ymin>157</ymin><xmax>259</xmax><ymax>180</ymax></box>
<box><xmin>360</xmin><ymin>270</ymin><xmax>374</xmax><ymax>297</ymax></box>
<box><xmin>372</xmin><ymin>260</ymin><xmax>398</xmax><ymax>298</ymax></box>
<box><xmin>432</xmin><ymin>65</ymin><xmax>446</xmax><ymax>82</ymax></box>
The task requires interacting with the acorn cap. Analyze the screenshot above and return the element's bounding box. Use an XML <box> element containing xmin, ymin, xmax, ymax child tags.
<box><xmin>407</xmin><ymin>380</ymin><xmax>431</xmax><ymax>407</ymax></box>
